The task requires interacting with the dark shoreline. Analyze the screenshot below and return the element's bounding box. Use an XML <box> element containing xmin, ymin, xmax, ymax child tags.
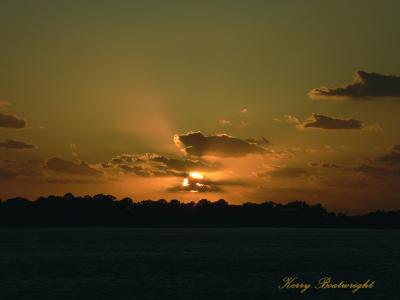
<box><xmin>1</xmin><ymin>226</ymin><xmax>400</xmax><ymax>230</ymax></box>
<box><xmin>1</xmin><ymin>193</ymin><xmax>400</xmax><ymax>228</ymax></box>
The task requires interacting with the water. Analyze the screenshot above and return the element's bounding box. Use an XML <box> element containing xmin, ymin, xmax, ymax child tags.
<box><xmin>0</xmin><ymin>228</ymin><xmax>399</xmax><ymax>300</ymax></box>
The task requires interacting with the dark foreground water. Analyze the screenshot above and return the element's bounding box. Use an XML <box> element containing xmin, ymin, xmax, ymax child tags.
<box><xmin>0</xmin><ymin>228</ymin><xmax>399</xmax><ymax>300</ymax></box>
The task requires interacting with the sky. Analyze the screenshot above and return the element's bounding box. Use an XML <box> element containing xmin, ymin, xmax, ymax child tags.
<box><xmin>1</xmin><ymin>0</ymin><xmax>400</xmax><ymax>213</ymax></box>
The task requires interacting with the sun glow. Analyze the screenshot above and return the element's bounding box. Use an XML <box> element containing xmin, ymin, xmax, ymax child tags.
<box><xmin>189</xmin><ymin>172</ymin><xmax>204</xmax><ymax>179</ymax></box>
<box><xmin>182</xmin><ymin>172</ymin><xmax>205</xmax><ymax>192</ymax></box>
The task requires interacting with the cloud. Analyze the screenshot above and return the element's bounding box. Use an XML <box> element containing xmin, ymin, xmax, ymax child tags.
<box><xmin>167</xmin><ymin>173</ymin><xmax>246</xmax><ymax>193</ymax></box>
<box><xmin>218</xmin><ymin>108</ymin><xmax>249</xmax><ymax>128</ymax></box>
<box><xmin>309</xmin><ymin>71</ymin><xmax>400</xmax><ymax>100</ymax></box>
<box><xmin>259</xmin><ymin>166</ymin><xmax>309</xmax><ymax>178</ymax></box>
<box><xmin>285</xmin><ymin>115</ymin><xmax>300</xmax><ymax>124</ymax></box>
<box><xmin>0</xmin><ymin>168</ymin><xmax>17</xmax><ymax>180</ymax></box>
<box><xmin>308</xmin><ymin>162</ymin><xmax>340</xmax><ymax>169</ymax></box>
<box><xmin>0</xmin><ymin>101</ymin><xmax>11</xmax><ymax>110</ymax></box>
<box><xmin>0</xmin><ymin>112</ymin><xmax>27</xmax><ymax>128</ymax></box>
<box><xmin>273</xmin><ymin>115</ymin><xmax>300</xmax><ymax>124</ymax></box>
<box><xmin>375</xmin><ymin>144</ymin><xmax>400</xmax><ymax>165</ymax></box>
<box><xmin>69</xmin><ymin>144</ymin><xmax>79</xmax><ymax>157</ymax></box>
<box><xmin>319</xmin><ymin>178</ymin><xmax>369</xmax><ymax>189</ymax></box>
<box><xmin>277</xmin><ymin>114</ymin><xmax>363</xmax><ymax>130</ymax></box>
<box><xmin>0</xmin><ymin>139</ymin><xmax>36</xmax><ymax>150</ymax></box>
<box><xmin>174</xmin><ymin>131</ymin><xmax>267</xmax><ymax>157</ymax></box>
<box><xmin>288</xmin><ymin>113</ymin><xmax>362</xmax><ymax>130</ymax></box>
<box><xmin>47</xmin><ymin>158</ymin><xmax>102</xmax><ymax>177</ymax></box>
<box><xmin>168</xmin><ymin>177</ymin><xmax>221</xmax><ymax>193</ymax></box>
<box><xmin>107</xmin><ymin>153</ymin><xmax>217</xmax><ymax>177</ymax></box>
<box><xmin>45</xmin><ymin>178</ymin><xmax>99</xmax><ymax>184</ymax></box>
<box><xmin>0</xmin><ymin>159</ymin><xmax>46</xmax><ymax>179</ymax></box>
<box><xmin>245</xmin><ymin>137</ymin><xmax>270</xmax><ymax>147</ymax></box>
<box><xmin>219</xmin><ymin>119</ymin><xmax>231</xmax><ymax>125</ymax></box>
<box><xmin>364</xmin><ymin>123</ymin><xmax>383</xmax><ymax>132</ymax></box>
<box><xmin>354</xmin><ymin>164</ymin><xmax>400</xmax><ymax>177</ymax></box>
<box><xmin>0</xmin><ymin>158</ymin><xmax>104</xmax><ymax>183</ymax></box>
<box><xmin>301</xmin><ymin>114</ymin><xmax>362</xmax><ymax>130</ymax></box>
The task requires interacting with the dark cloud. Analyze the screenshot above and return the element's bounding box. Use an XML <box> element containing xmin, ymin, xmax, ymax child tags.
<box><xmin>168</xmin><ymin>172</ymin><xmax>249</xmax><ymax>193</ymax></box>
<box><xmin>151</xmin><ymin>155</ymin><xmax>217</xmax><ymax>172</ymax></box>
<box><xmin>168</xmin><ymin>180</ymin><xmax>221</xmax><ymax>193</ymax></box>
<box><xmin>0</xmin><ymin>112</ymin><xmax>26</xmax><ymax>128</ymax></box>
<box><xmin>108</xmin><ymin>153</ymin><xmax>217</xmax><ymax>177</ymax></box>
<box><xmin>0</xmin><ymin>139</ymin><xmax>36</xmax><ymax>150</ymax></box>
<box><xmin>260</xmin><ymin>167</ymin><xmax>309</xmax><ymax>178</ymax></box>
<box><xmin>279</xmin><ymin>114</ymin><xmax>363</xmax><ymax>130</ymax></box>
<box><xmin>300</xmin><ymin>114</ymin><xmax>362</xmax><ymax>130</ymax></box>
<box><xmin>0</xmin><ymin>159</ymin><xmax>46</xmax><ymax>179</ymax></box>
<box><xmin>47</xmin><ymin>158</ymin><xmax>102</xmax><ymax>177</ymax></box>
<box><xmin>245</xmin><ymin>137</ymin><xmax>270</xmax><ymax>147</ymax></box>
<box><xmin>354</xmin><ymin>164</ymin><xmax>400</xmax><ymax>177</ymax></box>
<box><xmin>308</xmin><ymin>162</ymin><xmax>340</xmax><ymax>169</ymax></box>
<box><xmin>0</xmin><ymin>158</ymin><xmax>104</xmax><ymax>182</ymax></box>
<box><xmin>0</xmin><ymin>168</ymin><xmax>17</xmax><ymax>180</ymax></box>
<box><xmin>46</xmin><ymin>178</ymin><xmax>99</xmax><ymax>184</ymax></box>
<box><xmin>375</xmin><ymin>144</ymin><xmax>400</xmax><ymax>165</ymax></box>
<box><xmin>319</xmin><ymin>178</ymin><xmax>369</xmax><ymax>189</ymax></box>
<box><xmin>309</xmin><ymin>71</ymin><xmax>400</xmax><ymax>100</ymax></box>
<box><xmin>168</xmin><ymin>174</ymin><xmax>227</xmax><ymax>193</ymax></box>
<box><xmin>174</xmin><ymin>131</ymin><xmax>267</xmax><ymax>157</ymax></box>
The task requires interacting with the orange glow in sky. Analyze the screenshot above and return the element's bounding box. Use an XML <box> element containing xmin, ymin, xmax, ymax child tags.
<box><xmin>189</xmin><ymin>172</ymin><xmax>204</xmax><ymax>179</ymax></box>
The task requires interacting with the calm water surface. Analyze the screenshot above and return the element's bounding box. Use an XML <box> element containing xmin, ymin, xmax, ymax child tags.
<box><xmin>0</xmin><ymin>228</ymin><xmax>399</xmax><ymax>300</ymax></box>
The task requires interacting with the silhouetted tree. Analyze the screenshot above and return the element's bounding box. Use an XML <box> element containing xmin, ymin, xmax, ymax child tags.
<box><xmin>0</xmin><ymin>194</ymin><xmax>399</xmax><ymax>228</ymax></box>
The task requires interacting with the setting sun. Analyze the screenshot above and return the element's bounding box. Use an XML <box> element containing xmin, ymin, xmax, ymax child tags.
<box><xmin>181</xmin><ymin>172</ymin><xmax>206</xmax><ymax>192</ymax></box>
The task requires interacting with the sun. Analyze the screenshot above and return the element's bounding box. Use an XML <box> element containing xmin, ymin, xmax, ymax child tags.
<box><xmin>182</xmin><ymin>172</ymin><xmax>205</xmax><ymax>191</ymax></box>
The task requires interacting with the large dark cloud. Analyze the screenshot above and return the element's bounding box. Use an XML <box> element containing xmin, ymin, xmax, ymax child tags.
<box><xmin>0</xmin><ymin>112</ymin><xmax>26</xmax><ymax>128</ymax></box>
<box><xmin>259</xmin><ymin>167</ymin><xmax>309</xmax><ymax>178</ymax></box>
<box><xmin>107</xmin><ymin>153</ymin><xmax>217</xmax><ymax>177</ymax></box>
<box><xmin>300</xmin><ymin>114</ymin><xmax>363</xmax><ymax>130</ymax></box>
<box><xmin>375</xmin><ymin>144</ymin><xmax>400</xmax><ymax>165</ymax></box>
<box><xmin>174</xmin><ymin>132</ymin><xmax>267</xmax><ymax>157</ymax></box>
<box><xmin>309</xmin><ymin>71</ymin><xmax>400</xmax><ymax>100</ymax></box>
<box><xmin>47</xmin><ymin>158</ymin><xmax>102</xmax><ymax>177</ymax></box>
<box><xmin>0</xmin><ymin>139</ymin><xmax>36</xmax><ymax>150</ymax></box>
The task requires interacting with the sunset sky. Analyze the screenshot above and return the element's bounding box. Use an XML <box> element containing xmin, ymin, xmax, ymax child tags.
<box><xmin>1</xmin><ymin>0</ymin><xmax>400</xmax><ymax>213</ymax></box>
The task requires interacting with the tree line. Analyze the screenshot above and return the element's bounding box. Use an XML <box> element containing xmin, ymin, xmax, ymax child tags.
<box><xmin>0</xmin><ymin>193</ymin><xmax>399</xmax><ymax>228</ymax></box>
